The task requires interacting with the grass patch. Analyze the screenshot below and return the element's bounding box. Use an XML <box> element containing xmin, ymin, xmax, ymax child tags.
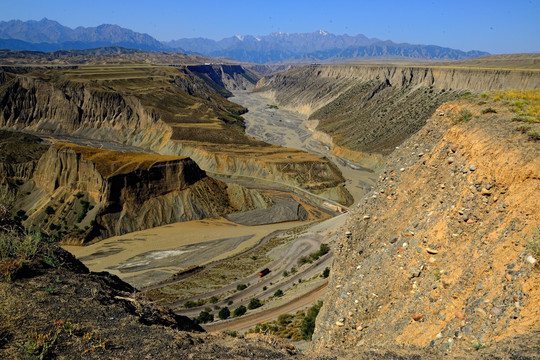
<box><xmin>512</xmin><ymin>115</ymin><xmax>539</xmax><ymax>123</ymax></box>
<box><xmin>0</xmin><ymin>282</ymin><xmax>23</xmax><ymax>347</ymax></box>
<box><xmin>527</xmin><ymin>131</ymin><xmax>540</xmax><ymax>141</ymax></box>
<box><xmin>486</xmin><ymin>89</ymin><xmax>540</xmax><ymax>122</ymax></box>
<box><xmin>455</xmin><ymin>108</ymin><xmax>473</xmax><ymax>123</ymax></box>
<box><xmin>0</xmin><ymin>231</ymin><xmax>45</xmax><ymax>280</ymax></box>
<box><xmin>525</xmin><ymin>228</ymin><xmax>540</xmax><ymax>259</ymax></box>
<box><xmin>246</xmin><ymin>300</ymin><xmax>324</xmax><ymax>341</ymax></box>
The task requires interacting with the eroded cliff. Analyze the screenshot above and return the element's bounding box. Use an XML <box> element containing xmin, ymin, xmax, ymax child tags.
<box><xmin>254</xmin><ymin>65</ymin><xmax>540</xmax><ymax>155</ymax></box>
<box><xmin>0</xmin><ymin>64</ymin><xmax>352</xmax><ymax>205</ymax></box>
<box><xmin>312</xmin><ymin>93</ymin><xmax>539</xmax><ymax>358</ymax></box>
<box><xmin>17</xmin><ymin>143</ymin><xmax>271</xmax><ymax>243</ymax></box>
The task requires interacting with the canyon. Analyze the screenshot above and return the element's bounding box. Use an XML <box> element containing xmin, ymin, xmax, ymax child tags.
<box><xmin>0</xmin><ymin>51</ymin><xmax>539</xmax><ymax>359</ymax></box>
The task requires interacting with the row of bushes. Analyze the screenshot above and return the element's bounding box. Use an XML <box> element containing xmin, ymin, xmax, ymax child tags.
<box><xmin>195</xmin><ymin>297</ymin><xmax>264</xmax><ymax>324</ymax></box>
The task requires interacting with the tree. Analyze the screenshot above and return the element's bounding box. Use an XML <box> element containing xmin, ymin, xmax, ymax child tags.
<box><xmin>273</xmin><ymin>289</ymin><xmax>283</xmax><ymax>297</ymax></box>
<box><xmin>218</xmin><ymin>307</ymin><xmax>230</xmax><ymax>320</ymax></box>
<box><xmin>248</xmin><ymin>298</ymin><xmax>262</xmax><ymax>310</ymax></box>
<box><xmin>197</xmin><ymin>310</ymin><xmax>214</xmax><ymax>324</ymax></box>
<box><xmin>233</xmin><ymin>305</ymin><xmax>247</xmax><ymax>317</ymax></box>
<box><xmin>321</xmin><ymin>267</ymin><xmax>330</xmax><ymax>278</ymax></box>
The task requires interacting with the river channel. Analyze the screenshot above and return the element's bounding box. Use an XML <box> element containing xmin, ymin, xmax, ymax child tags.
<box><xmin>230</xmin><ymin>91</ymin><xmax>378</xmax><ymax>203</ymax></box>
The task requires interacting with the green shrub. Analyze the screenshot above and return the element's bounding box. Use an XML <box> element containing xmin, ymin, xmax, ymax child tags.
<box><xmin>233</xmin><ymin>305</ymin><xmax>247</xmax><ymax>317</ymax></box>
<box><xmin>45</xmin><ymin>206</ymin><xmax>55</xmax><ymax>215</ymax></box>
<box><xmin>184</xmin><ymin>299</ymin><xmax>205</xmax><ymax>308</ymax></box>
<box><xmin>300</xmin><ymin>300</ymin><xmax>323</xmax><ymax>340</ymax></box>
<box><xmin>248</xmin><ymin>298</ymin><xmax>262</xmax><ymax>310</ymax></box>
<box><xmin>196</xmin><ymin>310</ymin><xmax>213</xmax><ymax>323</ymax></box>
<box><xmin>321</xmin><ymin>267</ymin><xmax>330</xmax><ymax>278</ymax></box>
<box><xmin>456</xmin><ymin>108</ymin><xmax>473</xmax><ymax>123</ymax></box>
<box><xmin>310</xmin><ymin>243</ymin><xmax>330</xmax><ymax>261</ymax></box>
<box><xmin>218</xmin><ymin>307</ymin><xmax>230</xmax><ymax>320</ymax></box>
<box><xmin>222</xmin><ymin>330</ymin><xmax>238</xmax><ymax>337</ymax></box>
<box><xmin>274</xmin><ymin>289</ymin><xmax>283</xmax><ymax>297</ymax></box>
<box><xmin>525</xmin><ymin>228</ymin><xmax>540</xmax><ymax>258</ymax></box>
<box><xmin>236</xmin><ymin>284</ymin><xmax>248</xmax><ymax>291</ymax></box>
<box><xmin>77</xmin><ymin>200</ymin><xmax>91</xmax><ymax>223</ymax></box>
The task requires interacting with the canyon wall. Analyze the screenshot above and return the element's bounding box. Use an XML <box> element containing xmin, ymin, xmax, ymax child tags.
<box><xmin>254</xmin><ymin>65</ymin><xmax>540</xmax><ymax>154</ymax></box>
<box><xmin>16</xmin><ymin>144</ymin><xmax>271</xmax><ymax>243</ymax></box>
<box><xmin>0</xmin><ymin>76</ymin><xmax>171</xmax><ymax>148</ymax></box>
<box><xmin>0</xmin><ymin>68</ymin><xmax>352</xmax><ymax>205</ymax></box>
<box><xmin>187</xmin><ymin>64</ymin><xmax>260</xmax><ymax>91</ymax></box>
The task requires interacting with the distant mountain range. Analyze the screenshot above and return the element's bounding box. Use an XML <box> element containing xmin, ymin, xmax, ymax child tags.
<box><xmin>0</xmin><ymin>18</ymin><xmax>489</xmax><ymax>63</ymax></box>
<box><xmin>0</xmin><ymin>18</ymin><xmax>168</xmax><ymax>52</ymax></box>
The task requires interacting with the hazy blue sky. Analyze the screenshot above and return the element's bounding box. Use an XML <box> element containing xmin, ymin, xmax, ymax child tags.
<box><xmin>1</xmin><ymin>0</ymin><xmax>539</xmax><ymax>54</ymax></box>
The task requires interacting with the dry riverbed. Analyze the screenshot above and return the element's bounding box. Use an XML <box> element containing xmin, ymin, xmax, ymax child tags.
<box><xmin>231</xmin><ymin>91</ymin><xmax>378</xmax><ymax>202</ymax></box>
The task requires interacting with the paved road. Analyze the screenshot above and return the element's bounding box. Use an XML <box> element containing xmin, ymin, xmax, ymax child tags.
<box><xmin>170</xmin><ymin>214</ymin><xmax>347</xmax><ymax>320</ymax></box>
<box><xmin>203</xmin><ymin>281</ymin><xmax>328</xmax><ymax>332</ymax></box>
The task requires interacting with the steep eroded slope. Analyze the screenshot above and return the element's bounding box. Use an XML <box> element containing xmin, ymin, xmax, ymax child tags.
<box><xmin>254</xmin><ymin>65</ymin><xmax>540</xmax><ymax>155</ymax></box>
<box><xmin>16</xmin><ymin>143</ymin><xmax>271</xmax><ymax>243</ymax></box>
<box><xmin>312</xmin><ymin>95</ymin><xmax>540</xmax><ymax>358</ymax></box>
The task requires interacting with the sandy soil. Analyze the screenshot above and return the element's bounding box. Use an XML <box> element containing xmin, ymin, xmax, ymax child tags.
<box><xmin>64</xmin><ymin>218</ymin><xmax>302</xmax><ymax>288</ymax></box>
<box><xmin>230</xmin><ymin>91</ymin><xmax>378</xmax><ymax>202</ymax></box>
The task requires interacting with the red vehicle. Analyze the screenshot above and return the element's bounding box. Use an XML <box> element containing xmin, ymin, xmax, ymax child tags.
<box><xmin>258</xmin><ymin>268</ymin><xmax>270</xmax><ymax>277</ymax></box>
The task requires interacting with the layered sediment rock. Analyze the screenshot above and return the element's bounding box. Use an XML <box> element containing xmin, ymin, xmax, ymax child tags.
<box><xmin>187</xmin><ymin>64</ymin><xmax>260</xmax><ymax>91</ymax></box>
<box><xmin>254</xmin><ymin>65</ymin><xmax>540</xmax><ymax>154</ymax></box>
<box><xmin>0</xmin><ymin>69</ymin><xmax>352</xmax><ymax>205</ymax></box>
<box><xmin>20</xmin><ymin>144</ymin><xmax>271</xmax><ymax>243</ymax></box>
<box><xmin>0</xmin><ymin>76</ymin><xmax>171</xmax><ymax>148</ymax></box>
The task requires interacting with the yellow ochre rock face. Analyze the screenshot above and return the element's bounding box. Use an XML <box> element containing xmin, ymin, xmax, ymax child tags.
<box><xmin>21</xmin><ymin>144</ymin><xmax>272</xmax><ymax>244</ymax></box>
<box><xmin>312</xmin><ymin>94</ymin><xmax>540</xmax><ymax>356</ymax></box>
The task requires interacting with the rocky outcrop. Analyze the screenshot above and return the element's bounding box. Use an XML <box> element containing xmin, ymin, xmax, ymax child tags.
<box><xmin>254</xmin><ymin>65</ymin><xmax>540</xmax><ymax>154</ymax></box>
<box><xmin>159</xmin><ymin>140</ymin><xmax>352</xmax><ymax>205</ymax></box>
<box><xmin>20</xmin><ymin>144</ymin><xmax>271</xmax><ymax>243</ymax></box>
<box><xmin>312</xmin><ymin>98</ymin><xmax>540</xmax><ymax>357</ymax></box>
<box><xmin>0</xmin><ymin>130</ymin><xmax>48</xmax><ymax>183</ymax></box>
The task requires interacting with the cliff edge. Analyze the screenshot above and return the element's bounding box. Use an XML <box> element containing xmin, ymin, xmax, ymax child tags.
<box><xmin>312</xmin><ymin>91</ymin><xmax>539</xmax><ymax>358</ymax></box>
